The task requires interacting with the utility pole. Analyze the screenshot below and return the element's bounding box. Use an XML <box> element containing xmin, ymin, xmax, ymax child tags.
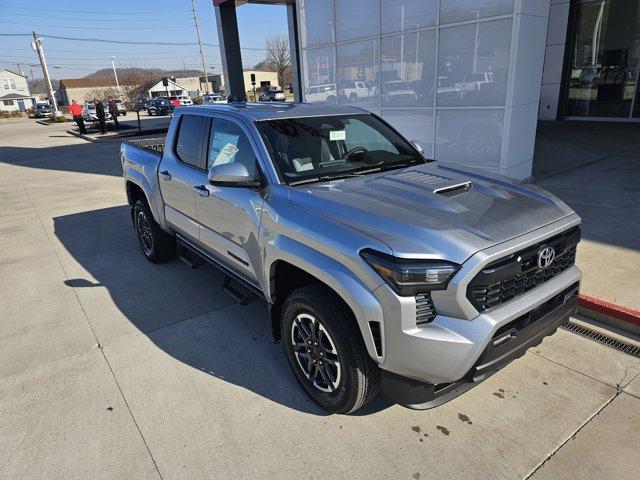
<box><xmin>110</xmin><ymin>56</ymin><xmax>121</xmax><ymax>96</ymax></box>
<box><xmin>32</xmin><ymin>31</ymin><xmax>59</xmax><ymax>115</ymax></box>
<box><xmin>191</xmin><ymin>0</ymin><xmax>210</xmax><ymax>93</ymax></box>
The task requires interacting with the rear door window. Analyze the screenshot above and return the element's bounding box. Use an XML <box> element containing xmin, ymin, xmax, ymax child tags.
<box><xmin>175</xmin><ymin>114</ymin><xmax>207</xmax><ymax>168</ymax></box>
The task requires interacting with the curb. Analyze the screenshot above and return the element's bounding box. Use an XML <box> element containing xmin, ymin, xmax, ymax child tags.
<box><xmin>578</xmin><ymin>294</ymin><xmax>640</xmax><ymax>333</ymax></box>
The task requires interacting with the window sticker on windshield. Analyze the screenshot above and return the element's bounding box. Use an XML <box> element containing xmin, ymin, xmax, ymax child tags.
<box><xmin>329</xmin><ymin>130</ymin><xmax>346</xmax><ymax>141</ymax></box>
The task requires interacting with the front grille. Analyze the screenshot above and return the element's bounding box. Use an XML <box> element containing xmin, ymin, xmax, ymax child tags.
<box><xmin>468</xmin><ymin>226</ymin><xmax>580</xmax><ymax>312</ymax></box>
<box><xmin>416</xmin><ymin>293</ymin><xmax>437</xmax><ymax>326</ymax></box>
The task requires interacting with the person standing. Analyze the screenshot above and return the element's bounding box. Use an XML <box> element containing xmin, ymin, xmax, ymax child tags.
<box><xmin>68</xmin><ymin>99</ymin><xmax>86</xmax><ymax>134</ymax></box>
<box><xmin>108</xmin><ymin>97</ymin><xmax>120</xmax><ymax>130</ymax></box>
<box><xmin>94</xmin><ymin>98</ymin><xmax>107</xmax><ymax>135</ymax></box>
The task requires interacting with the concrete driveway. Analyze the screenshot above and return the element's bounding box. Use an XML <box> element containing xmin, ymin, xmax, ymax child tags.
<box><xmin>1</xmin><ymin>118</ymin><xmax>639</xmax><ymax>480</ymax></box>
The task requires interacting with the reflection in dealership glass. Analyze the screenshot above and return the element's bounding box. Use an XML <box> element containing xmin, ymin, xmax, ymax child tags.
<box><xmin>305</xmin><ymin>84</ymin><xmax>338</xmax><ymax>104</ymax></box>
<box><xmin>338</xmin><ymin>81</ymin><xmax>377</xmax><ymax>103</ymax></box>
<box><xmin>435</xmin><ymin>76</ymin><xmax>463</xmax><ymax>101</ymax></box>
<box><xmin>381</xmin><ymin>80</ymin><xmax>417</xmax><ymax>106</ymax></box>
<box><xmin>437</xmin><ymin>111</ymin><xmax>503</xmax><ymax>163</ymax></box>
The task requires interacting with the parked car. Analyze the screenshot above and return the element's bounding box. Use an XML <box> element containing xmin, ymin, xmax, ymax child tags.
<box><xmin>120</xmin><ymin>103</ymin><xmax>581</xmax><ymax>414</ymax></box>
<box><xmin>259</xmin><ymin>89</ymin><xmax>286</xmax><ymax>102</ymax></box>
<box><xmin>82</xmin><ymin>102</ymin><xmax>111</xmax><ymax>121</ymax></box>
<box><xmin>305</xmin><ymin>84</ymin><xmax>337</xmax><ymax>104</ymax></box>
<box><xmin>167</xmin><ymin>96</ymin><xmax>183</xmax><ymax>108</ymax></box>
<box><xmin>381</xmin><ymin>80</ymin><xmax>417</xmax><ymax>105</ymax></box>
<box><xmin>146</xmin><ymin>98</ymin><xmax>172</xmax><ymax>116</ymax></box>
<box><xmin>114</xmin><ymin>99</ymin><xmax>127</xmax><ymax>116</ymax></box>
<box><xmin>34</xmin><ymin>103</ymin><xmax>52</xmax><ymax>118</ymax></box>
<box><xmin>340</xmin><ymin>80</ymin><xmax>375</xmax><ymax>102</ymax></box>
<box><xmin>134</xmin><ymin>98</ymin><xmax>149</xmax><ymax>111</ymax></box>
<box><xmin>176</xmin><ymin>95</ymin><xmax>193</xmax><ymax>106</ymax></box>
<box><xmin>202</xmin><ymin>94</ymin><xmax>226</xmax><ymax>104</ymax></box>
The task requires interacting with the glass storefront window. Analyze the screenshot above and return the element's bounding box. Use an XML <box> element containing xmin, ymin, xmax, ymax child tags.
<box><xmin>440</xmin><ymin>0</ymin><xmax>514</xmax><ymax>25</ymax></box>
<box><xmin>335</xmin><ymin>0</ymin><xmax>379</xmax><ymax>41</ymax></box>
<box><xmin>337</xmin><ymin>40</ymin><xmax>379</xmax><ymax>111</ymax></box>
<box><xmin>435</xmin><ymin>109</ymin><xmax>504</xmax><ymax>168</ymax></box>
<box><xmin>381</xmin><ymin>0</ymin><xmax>437</xmax><ymax>34</ymax></box>
<box><xmin>382</xmin><ymin>108</ymin><xmax>434</xmax><ymax>155</ymax></box>
<box><xmin>565</xmin><ymin>0</ymin><xmax>640</xmax><ymax>118</ymax></box>
<box><xmin>437</xmin><ymin>18</ymin><xmax>512</xmax><ymax>107</ymax></box>
<box><xmin>298</xmin><ymin>0</ymin><xmax>335</xmax><ymax>48</ymax></box>
<box><xmin>381</xmin><ymin>30</ymin><xmax>436</xmax><ymax>107</ymax></box>
<box><xmin>303</xmin><ymin>46</ymin><xmax>337</xmax><ymax>104</ymax></box>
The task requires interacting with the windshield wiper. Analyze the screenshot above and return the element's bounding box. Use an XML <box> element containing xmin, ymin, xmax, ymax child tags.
<box><xmin>288</xmin><ymin>172</ymin><xmax>362</xmax><ymax>186</ymax></box>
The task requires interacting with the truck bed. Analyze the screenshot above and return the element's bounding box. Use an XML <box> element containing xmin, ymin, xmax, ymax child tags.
<box><xmin>125</xmin><ymin>135</ymin><xmax>167</xmax><ymax>154</ymax></box>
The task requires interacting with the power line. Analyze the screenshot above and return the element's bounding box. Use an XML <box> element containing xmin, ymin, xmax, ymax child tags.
<box><xmin>8</xmin><ymin>21</ymin><xmax>211</xmax><ymax>31</ymax></box>
<box><xmin>0</xmin><ymin>5</ymin><xmax>189</xmax><ymax>15</ymax></box>
<box><xmin>0</xmin><ymin>32</ymin><xmax>268</xmax><ymax>50</ymax></box>
<box><xmin>2</xmin><ymin>11</ymin><xmax>194</xmax><ymax>22</ymax></box>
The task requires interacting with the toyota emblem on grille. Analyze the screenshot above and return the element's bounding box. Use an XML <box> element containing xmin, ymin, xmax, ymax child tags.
<box><xmin>537</xmin><ymin>246</ymin><xmax>555</xmax><ymax>269</ymax></box>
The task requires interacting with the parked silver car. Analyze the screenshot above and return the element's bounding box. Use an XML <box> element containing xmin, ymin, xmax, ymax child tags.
<box><xmin>120</xmin><ymin>103</ymin><xmax>581</xmax><ymax>414</ymax></box>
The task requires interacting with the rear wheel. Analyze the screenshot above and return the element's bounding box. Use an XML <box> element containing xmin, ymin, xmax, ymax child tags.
<box><xmin>133</xmin><ymin>199</ymin><xmax>175</xmax><ymax>263</ymax></box>
<box><xmin>282</xmin><ymin>284</ymin><xmax>380</xmax><ymax>414</ymax></box>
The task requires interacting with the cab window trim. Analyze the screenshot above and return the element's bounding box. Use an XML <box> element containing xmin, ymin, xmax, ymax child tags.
<box><xmin>172</xmin><ymin>113</ymin><xmax>208</xmax><ymax>171</ymax></box>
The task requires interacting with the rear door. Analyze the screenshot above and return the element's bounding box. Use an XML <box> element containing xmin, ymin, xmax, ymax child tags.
<box><xmin>158</xmin><ymin>113</ymin><xmax>207</xmax><ymax>241</ymax></box>
<box><xmin>193</xmin><ymin>116</ymin><xmax>265</xmax><ymax>284</ymax></box>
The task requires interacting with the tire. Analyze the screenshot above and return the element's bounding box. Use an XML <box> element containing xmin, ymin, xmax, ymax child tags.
<box><xmin>133</xmin><ymin>199</ymin><xmax>176</xmax><ymax>263</ymax></box>
<box><xmin>282</xmin><ymin>284</ymin><xmax>380</xmax><ymax>414</ymax></box>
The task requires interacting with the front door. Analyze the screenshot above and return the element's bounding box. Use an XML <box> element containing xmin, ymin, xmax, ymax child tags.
<box><xmin>193</xmin><ymin>116</ymin><xmax>265</xmax><ymax>284</ymax></box>
<box><xmin>17</xmin><ymin>99</ymin><xmax>25</xmax><ymax>112</ymax></box>
<box><xmin>158</xmin><ymin>114</ymin><xmax>207</xmax><ymax>241</ymax></box>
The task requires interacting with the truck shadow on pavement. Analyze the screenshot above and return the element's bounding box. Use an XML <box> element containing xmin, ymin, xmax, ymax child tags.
<box><xmin>53</xmin><ymin>204</ymin><xmax>392</xmax><ymax>416</ymax></box>
<box><xmin>0</xmin><ymin>143</ymin><xmax>124</xmax><ymax>178</ymax></box>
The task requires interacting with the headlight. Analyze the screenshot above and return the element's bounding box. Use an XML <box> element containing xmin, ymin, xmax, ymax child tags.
<box><xmin>360</xmin><ymin>249</ymin><xmax>459</xmax><ymax>296</ymax></box>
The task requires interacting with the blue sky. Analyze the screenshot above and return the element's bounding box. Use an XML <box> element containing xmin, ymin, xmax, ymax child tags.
<box><xmin>0</xmin><ymin>0</ymin><xmax>288</xmax><ymax>79</ymax></box>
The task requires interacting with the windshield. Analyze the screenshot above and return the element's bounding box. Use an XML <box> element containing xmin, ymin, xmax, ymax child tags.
<box><xmin>256</xmin><ymin>114</ymin><xmax>426</xmax><ymax>185</ymax></box>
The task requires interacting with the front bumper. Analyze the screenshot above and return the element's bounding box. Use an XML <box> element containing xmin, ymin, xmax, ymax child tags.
<box><xmin>372</xmin><ymin>216</ymin><xmax>582</xmax><ymax>390</ymax></box>
<box><xmin>380</xmin><ymin>281</ymin><xmax>579</xmax><ymax>408</ymax></box>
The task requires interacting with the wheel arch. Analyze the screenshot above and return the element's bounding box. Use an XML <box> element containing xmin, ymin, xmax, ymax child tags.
<box><xmin>265</xmin><ymin>237</ymin><xmax>384</xmax><ymax>363</ymax></box>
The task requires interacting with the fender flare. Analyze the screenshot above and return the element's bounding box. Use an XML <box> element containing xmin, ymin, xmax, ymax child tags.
<box><xmin>125</xmin><ymin>169</ymin><xmax>164</xmax><ymax>227</ymax></box>
<box><xmin>265</xmin><ymin>236</ymin><xmax>384</xmax><ymax>363</ymax></box>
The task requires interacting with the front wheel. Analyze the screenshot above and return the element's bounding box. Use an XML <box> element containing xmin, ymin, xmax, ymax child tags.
<box><xmin>133</xmin><ymin>199</ymin><xmax>176</xmax><ymax>263</ymax></box>
<box><xmin>282</xmin><ymin>284</ymin><xmax>380</xmax><ymax>414</ymax></box>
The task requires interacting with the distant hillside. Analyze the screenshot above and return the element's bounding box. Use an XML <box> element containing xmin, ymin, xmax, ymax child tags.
<box><xmin>85</xmin><ymin>67</ymin><xmax>205</xmax><ymax>79</ymax></box>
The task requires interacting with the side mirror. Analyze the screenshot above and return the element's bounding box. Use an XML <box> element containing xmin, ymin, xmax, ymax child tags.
<box><xmin>208</xmin><ymin>162</ymin><xmax>261</xmax><ymax>188</ymax></box>
<box><xmin>410</xmin><ymin>140</ymin><xmax>425</xmax><ymax>155</ymax></box>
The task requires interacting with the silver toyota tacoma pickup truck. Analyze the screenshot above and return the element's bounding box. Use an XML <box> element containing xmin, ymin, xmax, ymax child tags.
<box><xmin>120</xmin><ymin>103</ymin><xmax>581</xmax><ymax>414</ymax></box>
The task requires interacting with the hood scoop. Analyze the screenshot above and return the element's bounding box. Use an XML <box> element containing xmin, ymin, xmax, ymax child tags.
<box><xmin>392</xmin><ymin>170</ymin><xmax>472</xmax><ymax>197</ymax></box>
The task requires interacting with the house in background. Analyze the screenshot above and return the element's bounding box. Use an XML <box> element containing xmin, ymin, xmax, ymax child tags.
<box><xmin>57</xmin><ymin>77</ymin><xmax>119</xmax><ymax>105</ymax></box>
<box><xmin>0</xmin><ymin>69</ymin><xmax>34</xmax><ymax>114</ymax></box>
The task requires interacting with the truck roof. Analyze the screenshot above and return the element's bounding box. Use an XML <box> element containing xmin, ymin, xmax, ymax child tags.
<box><xmin>178</xmin><ymin>102</ymin><xmax>369</xmax><ymax>121</ymax></box>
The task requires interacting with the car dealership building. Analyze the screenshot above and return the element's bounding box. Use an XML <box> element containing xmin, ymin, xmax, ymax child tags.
<box><xmin>215</xmin><ymin>0</ymin><xmax>640</xmax><ymax>179</ymax></box>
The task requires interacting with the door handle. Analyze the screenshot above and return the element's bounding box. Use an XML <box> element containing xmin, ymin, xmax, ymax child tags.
<box><xmin>193</xmin><ymin>185</ymin><xmax>210</xmax><ymax>197</ymax></box>
<box><xmin>159</xmin><ymin>170</ymin><xmax>172</xmax><ymax>181</ymax></box>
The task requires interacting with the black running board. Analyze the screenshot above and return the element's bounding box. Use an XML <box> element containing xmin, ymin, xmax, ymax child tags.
<box><xmin>175</xmin><ymin>235</ymin><xmax>264</xmax><ymax>302</ymax></box>
<box><xmin>222</xmin><ymin>276</ymin><xmax>257</xmax><ymax>305</ymax></box>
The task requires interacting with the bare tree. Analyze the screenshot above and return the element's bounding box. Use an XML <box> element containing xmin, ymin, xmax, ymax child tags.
<box><xmin>265</xmin><ymin>35</ymin><xmax>291</xmax><ymax>87</ymax></box>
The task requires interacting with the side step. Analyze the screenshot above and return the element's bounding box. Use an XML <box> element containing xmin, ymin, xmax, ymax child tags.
<box><xmin>222</xmin><ymin>276</ymin><xmax>256</xmax><ymax>305</ymax></box>
<box><xmin>178</xmin><ymin>244</ymin><xmax>204</xmax><ymax>269</ymax></box>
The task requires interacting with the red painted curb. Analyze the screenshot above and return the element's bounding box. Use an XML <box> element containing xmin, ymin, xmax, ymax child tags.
<box><xmin>578</xmin><ymin>294</ymin><xmax>640</xmax><ymax>327</ymax></box>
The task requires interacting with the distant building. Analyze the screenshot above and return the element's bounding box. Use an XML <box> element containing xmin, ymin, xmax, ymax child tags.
<box><xmin>209</xmin><ymin>70</ymin><xmax>281</xmax><ymax>95</ymax></box>
<box><xmin>142</xmin><ymin>78</ymin><xmax>188</xmax><ymax>98</ymax></box>
<box><xmin>58</xmin><ymin>77</ymin><xmax>119</xmax><ymax>105</ymax></box>
<box><xmin>0</xmin><ymin>69</ymin><xmax>34</xmax><ymax>113</ymax></box>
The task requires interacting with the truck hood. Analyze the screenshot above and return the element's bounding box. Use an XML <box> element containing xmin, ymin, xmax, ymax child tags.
<box><xmin>288</xmin><ymin>162</ymin><xmax>574</xmax><ymax>263</ymax></box>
